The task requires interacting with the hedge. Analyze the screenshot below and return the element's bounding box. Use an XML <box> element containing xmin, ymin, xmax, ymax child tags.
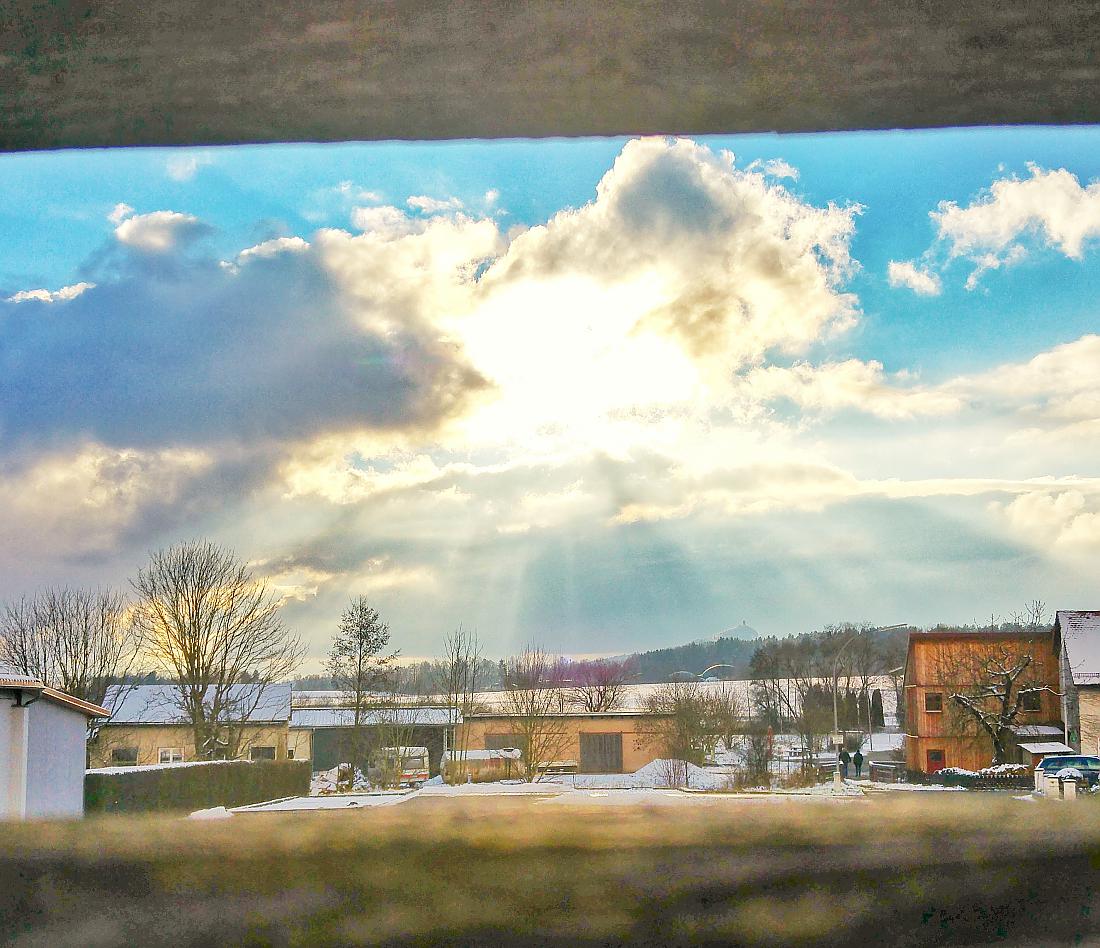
<box><xmin>85</xmin><ymin>759</ymin><xmax>311</xmax><ymax>814</ymax></box>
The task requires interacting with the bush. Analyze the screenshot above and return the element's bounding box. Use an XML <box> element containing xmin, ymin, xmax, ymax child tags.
<box><xmin>85</xmin><ymin>760</ymin><xmax>310</xmax><ymax>814</ymax></box>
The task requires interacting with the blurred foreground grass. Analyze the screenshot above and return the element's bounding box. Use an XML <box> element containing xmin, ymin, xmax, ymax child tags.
<box><xmin>1</xmin><ymin>795</ymin><xmax>1097</xmax><ymax>946</ymax></box>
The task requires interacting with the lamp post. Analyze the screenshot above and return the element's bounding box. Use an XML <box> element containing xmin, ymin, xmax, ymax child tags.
<box><xmin>832</xmin><ymin>624</ymin><xmax>907</xmax><ymax>792</ymax></box>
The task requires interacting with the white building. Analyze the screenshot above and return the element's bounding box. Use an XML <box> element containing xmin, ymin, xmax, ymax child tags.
<box><xmin>1</xmin><ymin>663</ymin><xmax>110</xmax><ymax>820</ymax></box>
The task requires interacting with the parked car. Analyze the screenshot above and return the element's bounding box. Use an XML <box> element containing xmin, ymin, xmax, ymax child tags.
<box><xmin>1035</xmin><ymin>755</ymin><xmax>1100</xmax><ymax>788</ymax></box>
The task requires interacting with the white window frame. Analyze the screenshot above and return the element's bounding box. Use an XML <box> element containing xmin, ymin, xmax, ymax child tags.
<box><xmin>158</xmin><ymin>747</ymin><xmax>184</xmax><ymax>764</ymax></box>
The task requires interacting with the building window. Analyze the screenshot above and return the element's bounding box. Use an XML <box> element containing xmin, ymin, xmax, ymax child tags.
<box><xmin>111</xmin><ymin>747</ymin><xmax>138</xmax><ymax>766</ymax></box>
<box><xmin>158</xmin><ymin>747</ymin><xmax>184</xmax><ymax>764</ymax></box>
<box><xmin>924</xmin><ymin>692</ymin><xmax>943</xmax><ymax>713</ymax></box>
<box><xmin>287</xmin><ymin>749</ymin><xmax>295</xmax><ymax>759</ymax></box>
<box><xmin>1020</xmin><ymin>690</ymin><xmax>1042</xmax><ymax>712</ymax></box>
<box><xmin>249</xmin><ymin>746</ymin><xmax>277</xmax><ymax>761</ymax></box>
<box><xmin>485</xmin><ymin>732</ymin><xmax>525</xmax><ymax>751</ymax></box>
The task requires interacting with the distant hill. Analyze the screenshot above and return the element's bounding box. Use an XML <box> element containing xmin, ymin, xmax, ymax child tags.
<box><xmin>624</xmin><ymin>635</ymin><xmax>761</xmax><ymax>683</ymax></box>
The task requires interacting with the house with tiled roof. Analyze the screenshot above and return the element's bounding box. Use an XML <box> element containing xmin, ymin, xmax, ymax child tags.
<box><xmin>88</xmin><ymin>683</ymin><xmax>294</xmax><ymax>768</ymax></box>
<box><xmin>1</xmin><ymin>662</ymin><xmax>111</xmax><ymax>819</ymax></box>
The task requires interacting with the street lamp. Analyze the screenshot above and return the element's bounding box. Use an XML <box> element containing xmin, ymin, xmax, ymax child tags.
<box><xmin>832</xmin><ymin>624</ymin><xmax>907</xmax><ymax>792</ymax></box>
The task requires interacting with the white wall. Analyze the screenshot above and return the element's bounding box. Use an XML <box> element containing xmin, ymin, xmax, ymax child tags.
<box><xmin>25</xmin><ymin>698</ymin><xmax>88</xmax><ymax>818</ymax></box>
<box><xmin>0</xmin><ymin>692</ymin><xmax>19</xmax><ymax>819</ymax></box>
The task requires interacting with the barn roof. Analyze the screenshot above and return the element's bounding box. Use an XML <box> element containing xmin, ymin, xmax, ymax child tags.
<box><xmin>104</xmin><ymin>683</ymin><xmax>292</xmax><ymax>724</ymax></box>
<box><xmin>1056</xmin><ymin>611</ymin><xmax>1100</xmax><ymax>685</ymax></box>
<box><xmin>291</xmin><ymin>707</ymin><xmax>454</xmax><ymax>729</ymax></box>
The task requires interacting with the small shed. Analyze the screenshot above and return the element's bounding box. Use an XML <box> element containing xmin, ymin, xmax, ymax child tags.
<box><xmin>1</xmin><ymin>664</ymin><xmax>110</xmax><ymax>820</ymax></box>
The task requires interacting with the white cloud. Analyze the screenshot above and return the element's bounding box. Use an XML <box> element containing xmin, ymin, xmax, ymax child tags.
<box><xmin>932</xmin><ymin>165</ymin><xmax>1100</xmax><ymax>287</ymax></box>
<box><xmin>166</xmin><ymin>153</ymin><xmax>213</xmax><ymax>182</ymax></box>
<box><xmin>887</xmin><ymin>260</ymin><xmax>942</xmax><ymax>296</ymax></box>
<box><xmin>108</xmin><ymin>203</ymin><xmax>134</xmax><ymax>224</ymax></box>
<box><xmin>349</xmin><ymin>204</ymin><xmax>422</xmax><ymax>235</ymax></box>
<box><xmin>6</xmin><ymin>282</ymin><xmax>95</xmax><ymax>304</ymax></box>
<box><xmin>736</xmin><ymin>359</ymin><xmax>961</xmax><ymax>419</ymax></box>
<box><xmin>407</xmin><ymin>195</ymin><xmax>464</xmax><ymax>214</ymax></box>
<box><xmin>236</xmin><ymin>236</ymin><xmax>310</xmax><ymax>263</ymax></box>
<box><xmin>762</xmin><ymin>158</ymin><xmax>799</xmax><ymax>180</ymax></box>
<box><xmin>0</xmin><ymin>444</ymin><xmax>210</xmax><ymax>556</ymax></box>
<box><xmin>335</xmin><ymin>181</ymin><xmax>383</xmax><ymax>203</ymax></box>
<box><xmin>114</xmin><ymin>210</ymin><xmax>207</xmax><ymax>253</ymax></box>
<box><xmin>484</xmin><ymin>189</ymin><xmax>500</xmax><ymax>206</ymax></box>
<box><xmin>995</xmin><ymin>490</ymin><xmax>1100</xmax><ymax>552</ymax></box>
<box><xmin>949</xmin><ymin>333</ymin><xmax>1100</xmax><ymax>425</ymax></box>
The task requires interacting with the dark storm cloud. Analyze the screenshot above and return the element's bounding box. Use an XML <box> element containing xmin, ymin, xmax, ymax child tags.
<box><xmin>0</xmin><ymin>247</ymin><xmax>486</xmax><ymax>450</ymax></box>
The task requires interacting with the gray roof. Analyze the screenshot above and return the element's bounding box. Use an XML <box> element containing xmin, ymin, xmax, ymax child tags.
<box><xmin>1011</xmin><ymin>724</ymin><xmax>1065</xmax><ymax>738</ymax></box>
<box><xmin>1019</xmin><ymin>742</ymin><xmax>1075</xmax><ymax>755</ymax></box>
<box><xmin>104</xmin><ymin>683</ymin><xmax>292</xmax><ymax>724</ymax></box>
<box><xmin>1057</xmin><ymin>611</ymin><xmax>1100</xmax><ymax>684</ymax></box>
<box><xmin>291</xmin><ymin>706</ymin><xmax>455</xmax><ymax>729</ymax></box>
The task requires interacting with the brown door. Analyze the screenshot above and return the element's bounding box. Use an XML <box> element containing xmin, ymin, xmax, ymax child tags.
<box><xmin>580</xmin><ymin>733</ymin><xmax>623</xmax><ymax>773</ymax></box>
<box><xmin>926</xmin><ymin>749</ymin><xmax>946</xmax><ymax>773</ymax></box>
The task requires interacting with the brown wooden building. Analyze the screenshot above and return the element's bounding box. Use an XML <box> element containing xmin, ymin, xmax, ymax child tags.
<box><xmin>457</xmin><ymin>711</ymin><xmax>673</xmax><ymax>775</ymax></box>
<box><xmin>904</xmin><ymin>628</ymin><xmax>1062</xmax><ymax>774</ymax></box>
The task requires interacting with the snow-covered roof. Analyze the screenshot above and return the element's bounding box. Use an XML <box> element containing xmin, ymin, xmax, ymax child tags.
<box><xmin>1011</xmin><ymin>724</ymin><xmax>1065</xmax><ymax>738</ymax></box>
<box><xmin>1057</xmin><ymin>611</ymin><xmax>1100</xmax><ymax>684</ymax></box>
<box><xmin>104</xmin><ymin>683</ymin><xmax>292</xmax><ymax>724</ymax></box>
<box><xmin>290</xmin><ymin>706</ymin><xmax>454</xmax><ymax>728</ymax></box>
<box><xmin>1019</xmin><ymin>741</ymin><xmax>1074</xmax><ymax>755</ymax></box>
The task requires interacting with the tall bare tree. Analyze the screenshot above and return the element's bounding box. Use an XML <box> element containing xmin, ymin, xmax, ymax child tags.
<box><xmin>437</xmin><ymin>625</ymin><xmax>483</xmax><ymax>783</ymax></box>
<box><xmin>131</xmin><ymin>541</ymin><xmax>303</xmax><ymax>760</ymax></box>
<box><xmin>0</xmin><ymin>586</ymin><xmax>142</xmax><ymax>714</ymax></box>
<box><xmin>502</xmin><ymin>647</ymin><xmax>572</xmax><ymax>782</ymax></box>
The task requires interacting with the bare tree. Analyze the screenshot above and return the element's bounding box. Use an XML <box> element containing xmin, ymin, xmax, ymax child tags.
<box><xmin>642</xmin><ymin>681</ymin><xmax>729</xmax><ymax>769</ymax></box>
<box><xmin>566</xmin><ymin>658</ymin><xmax>635</xmax><ymax>713</ymax></box>
<box><xmin>369</xmin><ymin>665</ymin><xmax>424</xmax><ymax>788</ymax></box>
<box><xmin>327</xmin><ymin>596</ymin><xmax>396</xmax><ymax>777</ymax></box>
<box><xmin>0</xmin><ymin>587</ymin><xmax>143</xmax><ymax>714</ymax></box>
<box><xmin>936</xmin><ymin>601</ymin><xmax>1058</xmax><ymax>766</ymax></box>
<box><xmin>437</xmin><ymin>625</ymin><xmax>483</xmax><ymax>783</ymax></box>
<box><xmin>501</xmin><ymin>647</ymin><xmax>572</xmax><ymax>782</ymax></box>
<box><xmin>131</xmin><ymin>541</ymin><xmax>304</xmax><ymax>760</ymax></box>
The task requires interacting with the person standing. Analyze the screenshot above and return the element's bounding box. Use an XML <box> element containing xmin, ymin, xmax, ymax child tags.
<box><xmin>839</xmin><ymin>747</ymin><xmax>851</xmax><ymax>778</ymax></box>
<box><xmin>853</xmin><ymin>749</ymin><xmax>864</xmax><ymax>778</ymax></box>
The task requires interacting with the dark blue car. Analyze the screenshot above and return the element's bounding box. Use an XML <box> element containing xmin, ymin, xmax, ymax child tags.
<box><xmin>1036</xmin><ymin>755</ymin><xmax>1100</xmax><ymax>787</ymax></box>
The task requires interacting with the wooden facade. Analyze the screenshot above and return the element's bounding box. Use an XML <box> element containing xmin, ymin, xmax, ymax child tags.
<box><xmin>903</xmin><ymin>630</ymin><xmax>1062</xmax><ymax>774</ymax></box>
<box><xmin>457</xmin><ymin>712</ymin><xmax>672</xmax><ymax>775</ymax></box>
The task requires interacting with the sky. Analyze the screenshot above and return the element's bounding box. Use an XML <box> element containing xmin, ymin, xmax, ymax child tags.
<box><xmin>2</xmin><ymin>127</ymin><xmax>1100</xmax><ymax>667</ymax></box>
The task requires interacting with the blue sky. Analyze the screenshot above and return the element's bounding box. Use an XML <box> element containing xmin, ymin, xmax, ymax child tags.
<box><xmin>2</xmin><ymin>128</ymin><xmax>1100</xmax><ymax>665</ymax></box>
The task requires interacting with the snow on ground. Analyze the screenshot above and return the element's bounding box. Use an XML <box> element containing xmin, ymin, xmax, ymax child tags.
<box><xmin>236</xmin><ymin>790</ymin><xmax>414</xmax><ymax>812</ymax></box>
<box><xmin>543</xmin><ymin>759</ymin><xmax>730</xmax><ymax>790</ymax></box>
<box><xmin>418</xmin><ymin>780</ymin><xmax>562</xmax><ymax>796</ymax></box>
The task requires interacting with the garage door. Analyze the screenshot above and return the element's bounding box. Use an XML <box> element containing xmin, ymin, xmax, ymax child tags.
<box><xmin>580</xmin><ymin>733</ymin><xmax>623</xmax><ymax>773</ymax></box>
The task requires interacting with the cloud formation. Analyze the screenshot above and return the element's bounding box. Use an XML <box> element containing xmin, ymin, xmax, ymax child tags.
<box><xmin>114</xmin><ymin>210</ymin><xmax>210</xmax><ymax>253</ymax></box>
<box><xmin>887</xmin><ymin>260</ymin><xmax>941</xmax><ymax>295</ymax></box>
<box><xmin>5</xmin><ymin>281</ymin><xmax>95</xmax><ymax>304</ymax></box>
<box><xmin>485</xmin><ymin>138</ymin><xmax>860</xmax><ymax>367</ymax></box>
